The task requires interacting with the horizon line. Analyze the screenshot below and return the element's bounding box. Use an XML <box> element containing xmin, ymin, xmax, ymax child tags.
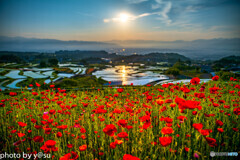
<box><xmin>1</xmin><ymin>35</ymin><xmax>240</xmax><ymax>43</ymax></box>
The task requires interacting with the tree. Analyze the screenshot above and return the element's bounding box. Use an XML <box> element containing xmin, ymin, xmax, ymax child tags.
<box><xmin>0</xmin><ymin>54</ymin><xmax>23</xmax><ymax>63</ymax></box>
<box><xmin>166</xmin><ymin>68</ymin><xmax>180</xmax><ymax>77</ymax></box>
<box><xmin>40</xmin><ymin>61</ymin><xmax>47</xmax><ymax>67</ymax></box>
<box><xmin>48</xmin><ymin>58</ymin><xmax>59</xmax><ymax>66</ymax></box>
<box><xmin>186</xmin><ymin>60</ymin><xmax>191</xmax><ymax>65</ymax></box>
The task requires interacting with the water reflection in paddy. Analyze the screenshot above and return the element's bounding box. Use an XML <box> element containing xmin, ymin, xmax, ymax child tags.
<box><xmin>93</xmin><ymin>65</ymin><xmax>169</xmax><ymax>85</ymax></box>
<box><xmin>6</xmin><ymin>79</ymin><xmax>25</xmax><ymax>89</ymax></box>
<box><xmin>5</xmin><ymin>70</ymin><xmax>27</xmax><ymax>79</ymax></box>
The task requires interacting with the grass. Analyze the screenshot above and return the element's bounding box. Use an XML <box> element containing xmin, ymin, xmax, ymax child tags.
<box><xmin>54</xmin><ymin>76</ymin><xmax>107</xmax><ymax>89</ymax></box>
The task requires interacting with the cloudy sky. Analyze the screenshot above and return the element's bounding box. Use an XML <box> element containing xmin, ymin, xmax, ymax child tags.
<box><xmin>0</xmin><ymin>0</ymin><xmax>240</xmax><ymax>41</ymax></box>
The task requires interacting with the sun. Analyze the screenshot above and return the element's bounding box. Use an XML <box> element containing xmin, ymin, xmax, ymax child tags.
<box><xmin>119</xmin><ymin>13</ymin><xmax>130</xmax><ymax>23</ymax></box>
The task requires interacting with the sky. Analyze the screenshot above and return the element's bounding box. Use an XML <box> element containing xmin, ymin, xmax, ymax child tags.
<box><xmin>0</xmin><ymin>0</ymin><xmax>240</xmax><ymax>41</ymax></box>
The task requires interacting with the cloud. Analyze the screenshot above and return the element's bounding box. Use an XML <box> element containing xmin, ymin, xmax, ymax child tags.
<box><xmin>125</xmin><ymin>0</ymin><xmax>149</xmax><ymax>4</ymax></box>
<box><xmin>103</xmin><ymin>12</ymin><xmax>153</xmax><ymax>23</ymax></box>
<box><xmin>103</xmin><ymin>0</ymin><xmax>172</xmax><ymax>24</ymax></box>
<box><xmin>151</xmin><ymin>0</ymin><xmax>172</xmax><ymax>24</ymax></box>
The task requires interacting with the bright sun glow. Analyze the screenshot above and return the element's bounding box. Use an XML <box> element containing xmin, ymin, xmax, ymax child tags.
<box><xmin>122</xmin><ymin>66</ymin><xmax>126</xmax><ymax>73</ymax></box>
<box><xmin>119</xmin><ymin>13</ymin><xmax>130</xmax><ymax>23</ymax></box>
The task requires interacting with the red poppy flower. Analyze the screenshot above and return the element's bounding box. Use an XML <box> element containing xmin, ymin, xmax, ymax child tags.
<box><xmin>83</xmin><ymin>103</ymin><xmax>88</xmax><ymax>107</ymax></box>
<box><xmin>185</xmin><ymin>147</ymin><xmax>190</xmax><ymax>152</ymax></box>
<box><xmin>232</xmin><ymin>128</ymin><xmax>238</xmax><ymax>132</ymax></box>
<box><xmin>110</xmin><ymin>142</ymin><xmax>117</xmax><ymax>149</ymax></box>
<box><xmin>177</xmin><ymin>116</ymin><xmax>187</xmax><ymax>122</ymax></box>
<box><xmin>56</xmin><ymin>132</ymin><xmax>62</xmax><ymax>138</ymax></box>
<box><xmin>9</xmin><ymin>92</ymin><xmax>17</xmax><ymax>96</ymax></box>
<box><xmin>57</xmin><ymin>125</ymin><xmax>68</xmax><ymax>130</ymax></box>
<box><xmin>18</xmin><ymin>122</ymin><xmax>27</xmax><ymax>127</ymax></box>
<box><xmin>117</xmin><ymin>88</ymin><xmax>124</xmax><ymax>93</ymax></box>
<box><xmin>192</xmin><ymin>111</ymin><xmax>197</xmax><ymax>115</ymax></box>
<box><xmin>161</xmin><ymin>127</ymin><xmax>174</xmax><ymax>135</ymax></box>
<box><xmin>32</xmin><ymin>92</ymin><xmax>38</xmax><ymax>96</ymax></box>
<box><xmin>33</xmin><ymin>136</ymin><xmax>44</xmax><ymax>143</ymax></box>
<box><xmin>233</xmin><ymin>107</ymin><xmax>240</xmax><ymax>115</ymax></box>
<box><xmin>216</xmin><ymin>120</ymin><xmax>223</xmax><ymax>126</ymax></box>
<box><xmin>49</xmin><ymin>109</ymin><xmax>56</xmax><ymax>115</ymax></box>
<box><xmin>199</xmin><ymin>129</ymin><xmax>212</xmax><ymax>136</ymax></box>
<box><xmin>159</xmin><ymin>136</ymin><xmax>172</xmax><ymax>147</ymax></box>
<box><xmin>42</xmin><ymin>114</ymin><xmax>49</xmax><ymax>120</ymax></box>
<box><xmin>34</xmin><ymin>125</ymin><xmax>42</xmax><ymax>129</ymax></box>
<box><xmin>212</xmin><ymin>76</ymin><xmax>219</xmax><ymax>81</ymax></box>
<box><xmin>190</xmin><ymin>77</ymin><xmax>200</xmax><ymax>85</ymax></box>
<box><xmin>41</xmin><ymin>140</ymin><xmax>58</xmax><ymax>153</ymax></box>
<box><xmin>67</xmin><ymin>144</ymin><xmax>73</xmax><ymax>148</ymax></box>
<box><xmin>0</xmin><ymin>103</ymin><xmax>5</xmax><ymax>107</ymax></box>
<box><xmin>60</xmin><ymin>153</ymin><xmax>71</xmax><ymax>160</ymax></box>
<box><xmin>79</xmin><ymin>145</ymin><xmax>87</xmax><ymax>151</ymax></box>
<box><xmin>122</xmin><ymin>154</ymin><xmax>140</xmax><ymax>160</ymax></box>
<box><xmin>80</xmin><ymin>128</ymin><xmax>86</xmax><ymax>133</ymax></box>
<box><xmin>117</xmin><ymin>132</ymin><xmax>128</xmax><ymax>138</ymax></box>
<box><xmin>118</xmin><ymin>119</ymin><xmax>128</xmax><ymax>128</ymax></box>
<box><xmin>36</xmin><ymin>82</ymin><xmax>41</xmax><ymax>87</ymax></box>
<box><xmin>192</xmin><ymin>123</ymin><xmax>203</xmax><ymax>130</ymax></box>
<box><xmin>45</xmin><ymin>140</ymin><xmax>56</xmax><ymax>148</ymax></box>
<box><xmin>217</xmin><ymin>128</ymin><xmax>224</xmax><ymax>133</ymax></box>
<box><xmin>17</xmin><ymin>133</ymin><xmax>25</xmax><ymax>137</ymax></box>
<box><xmin>44</xmin><ymin>128</ymin><xmax>52</xmax><ymax>134</ymax></box>
<box><xmin>126</xmin><ymin>125</ymin><xmax>133</xmax><ymax>130</ymax></box>
<box><xmin>60</xmin><ymin>151</ymin><xmax>78</xmax><ymax>160</ymax></box>
<box><xmin>103</xmin><ymin>124</ymin><xmax>117</xmax><ymax>136</ymax></box>
<box><xmin>205</xmin><ymin>137</ymin><xmax>217</xmax><ymax>147</ymax></box>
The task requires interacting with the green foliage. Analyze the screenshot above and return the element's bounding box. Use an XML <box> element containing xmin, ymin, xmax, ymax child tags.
<box><xmin>217</xmin><ymin>71</ymin><xmax>237</xmax><ymax>81</ymax></box>
<box><xmin>48</xmin><ymin>58</ymin><xmax>59</xmax><ymax>66</ymax></box>
<box><xmin>0</xmin><ymin>70</ymin><xmax>10</xmax><ymax>76</ymax></box>
<box><xmin>165</xmin><ymin>68</ymin><xmax>180</xmax><ymax>76</ymax></box>
<box><xmin>173</xmin><ymin>61</ymin><xmax>199</xmax><ymax>71</ymax></box>
<box><xmin>166</xmin><ymin>61</ymin><xmax>202</xmax><ymax>78</ymax></box>
<box><xmin>56</xmin><ymin>79</ymin><xmax>78</xmax><ymax>88</ymax></box>
<box><xmin>213</xmin><ymin>55</ymin><xmax>240</xmax><ymax>70</ymax></box>
<box><xmin>55</xmin><ymin>76</ymin><xmax>107</xmax><ymax>88</ymax></box>
<box><xmin>40</xmin><ymin>61</ymin><xmax>47</xmax><ymax>68</ymax></box>
<box><xmin>0</xmin><ymin>54</ymin><xmax>23</xmax><ymax>63</ymax></box>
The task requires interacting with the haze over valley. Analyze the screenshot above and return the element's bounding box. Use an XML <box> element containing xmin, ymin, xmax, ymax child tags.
<box><xmin>0</xmin><ymin>36</ymin><xmax>239</xmax><ymax>60</ymax></box>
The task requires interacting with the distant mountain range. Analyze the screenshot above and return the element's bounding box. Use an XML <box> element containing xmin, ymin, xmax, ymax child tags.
<box><xmin>0</xmin><ymin>36</ymin><xmax>119</xmax><ymax>52</ymax></box>
<box><xmin>0</xmin><ymin>36</ymin><xmax>239</xmax><ymax>60</ymax></box>
<box><xmin>108</xmin><ymin>38</ymin><xmax>240</xmax><ymax>50</ymax></box>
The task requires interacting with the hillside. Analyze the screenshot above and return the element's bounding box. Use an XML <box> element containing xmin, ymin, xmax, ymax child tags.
<box><xmin>0</xmin><ymin>51</ymin><xmax>190</xmax><ymax>64</ymax></box>
<box><xmin>112</xmin><ymin>53</ymin><xmax>190</xmax><ymax>64</ymax></box>
<box><xmin>213</xmin><ymin>55</ymin><xmax>240</xmax><ymax>69</ymax></box>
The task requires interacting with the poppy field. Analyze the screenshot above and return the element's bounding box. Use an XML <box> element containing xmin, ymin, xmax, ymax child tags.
<box><xmin>0</xmin><ymin>76</ymin><xmax>240</xmax><ymax>160</ymax></box>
